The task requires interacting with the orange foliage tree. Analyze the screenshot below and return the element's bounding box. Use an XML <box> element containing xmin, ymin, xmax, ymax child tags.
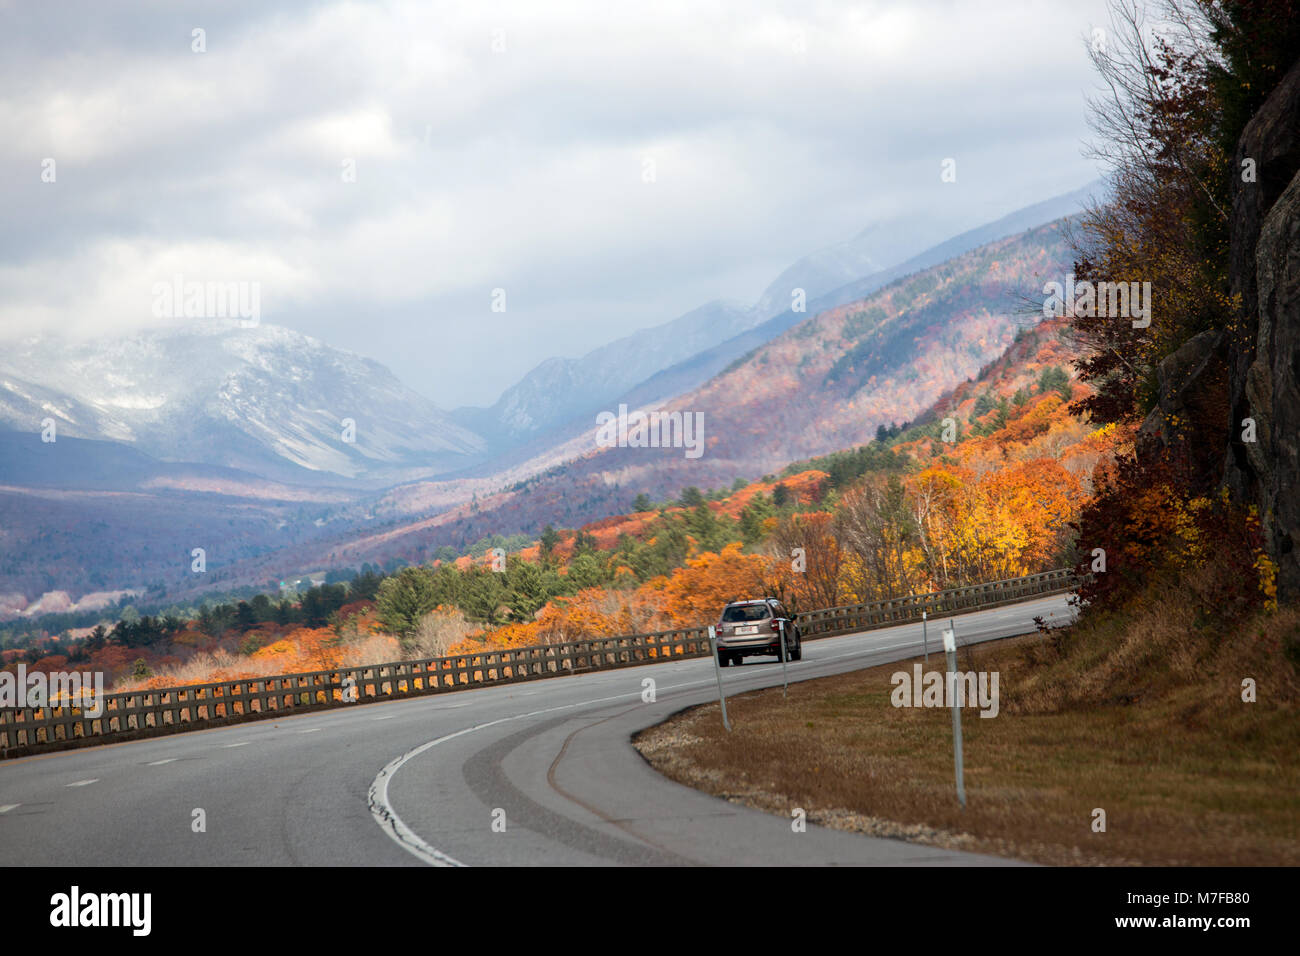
<box><xmin>659</xmin><ymin>543</ymin><xmax>773</xmax><ymax>627</ymax></box>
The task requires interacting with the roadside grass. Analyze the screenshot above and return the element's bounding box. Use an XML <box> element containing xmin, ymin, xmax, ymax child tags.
<box><xmin>634</xmin><ymin>600</ymin><xmax>1300</xmax><ymax>865</ymax></box>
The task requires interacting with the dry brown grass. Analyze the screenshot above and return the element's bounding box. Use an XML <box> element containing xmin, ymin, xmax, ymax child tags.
<box><xmin>635</xmin><ymin>603</ymin><xmax>1300</xmax><ymax>866</ymax></box>
<box><xmin>1009</xmin><ymin>566</ymin><xmax>1300</xmax><ymax>717</ymax></box>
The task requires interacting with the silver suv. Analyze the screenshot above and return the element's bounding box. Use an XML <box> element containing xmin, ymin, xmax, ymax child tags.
<box><xmin>714</xmin><ymin>598</ymin><xmax>802</xmax><ymax>666</ymax></box>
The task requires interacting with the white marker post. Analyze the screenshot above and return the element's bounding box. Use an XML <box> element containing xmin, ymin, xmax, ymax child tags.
<box><xmin>778</xmin><ymin>619</ymin><xmax>789</xmax><ymax>698</ymax></box>
<box><xmin>708</xmin><ymin>625</ymin><xmax>732</xmax><ymax>732</ymax></box>
<box><xmin>922</xmin><ymin>609</ymin><xmax>929</xmax><ymax>663</ymax></box>
<box><xmin>943</xmin><ymin>627</ymin><xmax>966</xmax><ymax>808</ymax></box>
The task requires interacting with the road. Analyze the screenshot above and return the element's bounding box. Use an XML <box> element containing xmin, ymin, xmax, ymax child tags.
<box><xmin>0</xmin><ymin>594</ymin><xmax>1073</xmax><ymax>866</ymax></box>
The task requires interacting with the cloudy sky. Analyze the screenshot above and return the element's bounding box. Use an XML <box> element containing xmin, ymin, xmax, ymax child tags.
<box><xmin>1</xmin><ymin>0</ymin><xmax>1111</xmax><ymax>407</ymax></box>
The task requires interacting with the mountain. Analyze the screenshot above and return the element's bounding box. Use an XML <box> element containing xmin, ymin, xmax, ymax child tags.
<box><xmin>449</xmin><ymin>209</ymin><xmax>947</xmax><ymax>449</ymax></box>
<box><xmin>677</xmin><ymin>219</ymin><xmax>1078</xmax><ymax>467</ymax></box>
<box><xmin>619</xmin><ymin>180</ymin><xmax>1109</xmax><ymax>423</ymax></box>
<box><xmin>194</xmin><ymin>214</ymin><xmax>1083</xmax><ymax>585</ymax></box>
<box><xmin>451</xmin><ymin>299</ymin><xmax>758</xmax><ymax>446</ymax></box>
<box><xmin>455</xmin><ymin>179</ymin><xmax>1106</xmax><ymax>463</ymax></box>
<box><xmin>0</xmin><ymin>320</ymin><xmax>485</xmax><ymax>483</ymax></box>
<box><xmin>0</xmin><ymin>187</ymin><xmax>1097</xmax><ymax>607</ymax></box>
<box><xmin>0</xmin><ymin>429</ymin><xmax>364</xmax><ymax>500</ymax></box>
<box><xmin>451</xmin><ymin>299</ymin><xmax>752</xmax><ymax>440</ymax></box>
<box><xmin>804</xmin><ymin>180</ymin><xmax>1105</xmax><ymax>314</ymax></box>
<box><xmin>749</xmin><ymin>219</ymin><xmax>932</xmax><ymax>319</ymax></box>
<box><xmin>555</xmin><ymin>216</ymin><xmax>1080</xmax><ymax>495</ymax></box>
<box><xmin>0</xmin><ymin>183</ymin><xmax>1103</xmax><ymax>492</ymax></box>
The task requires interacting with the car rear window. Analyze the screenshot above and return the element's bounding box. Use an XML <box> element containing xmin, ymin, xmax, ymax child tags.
<box><xmin>722</xmin><ymin>603</ymin><xmax>771</xmax><ymax>623</ymax></box>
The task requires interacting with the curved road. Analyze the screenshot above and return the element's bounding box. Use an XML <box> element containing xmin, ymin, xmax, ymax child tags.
<box><xmin>0</xmin><ymin>594</ymin><xmax>1073</xmax><ymax>866</ymax></box>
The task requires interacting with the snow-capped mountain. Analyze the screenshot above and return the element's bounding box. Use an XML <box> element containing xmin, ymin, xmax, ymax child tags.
<box><xmin>0</xmin><ymin>320</ymin><xmax>485</xmax><ymax>482</ymax></box>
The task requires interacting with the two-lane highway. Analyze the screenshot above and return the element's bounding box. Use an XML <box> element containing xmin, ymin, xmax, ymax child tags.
<box><xmin>0</xmin><ymin>594</ymin><xmax>1072</xmax><ymax>866</ymax></box>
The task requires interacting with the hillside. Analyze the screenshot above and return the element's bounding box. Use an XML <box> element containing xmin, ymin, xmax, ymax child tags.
<box><xmin>451</xmin><ymin>182</ymin><xmax>1101</xmax><ymax>468</ymax></box>
<box><xmin>0</xmin><ymin>194</ymin><xmax>1096</xmax><ymax>611</ymax></box>
<box><xmin>5</xmin><ymin>314</ymin><xmax>1120</xmax><ymax>692</ymax></box>
<box><xmin>91</xmin><ymin>214</ymin><xmax>1083</xmax><ymax>600</ymax></box>
<box><xmin>309</xmin><ymin>215</ymin><xmax>1083</xmax><ymax>568</ymax></box>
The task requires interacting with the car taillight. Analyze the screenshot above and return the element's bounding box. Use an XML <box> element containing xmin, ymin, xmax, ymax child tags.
<box><xmin>770</xmin><ymin>619</ymin><xmax>781</xmax><ymax>632</ymax></box>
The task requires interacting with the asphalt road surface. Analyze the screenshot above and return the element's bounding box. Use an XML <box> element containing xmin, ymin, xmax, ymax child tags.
<box><xmin>0</xmin><ymin>594</ymin><xmax>1073</xmax><ymax>866</ymax></box>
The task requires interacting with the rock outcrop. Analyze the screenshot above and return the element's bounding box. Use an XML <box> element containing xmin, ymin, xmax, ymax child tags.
<box><xmin>1224</xmin><ymin>55</ymin><xmax>1300</xmax><ymax>600</ymax></box>
<box><xmin>1138</xmin><ymin>329</ymin><xmax>1230</xmax><ymax>488</ymax></box>
<box><xmin>1252</xmin><ymin>169</ymin><xmax>1300</xmax><ymax>597</ymax></box>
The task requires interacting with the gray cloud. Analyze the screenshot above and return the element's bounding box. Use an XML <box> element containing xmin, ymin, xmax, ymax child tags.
<box><xmin>0</xmin><ymin>0</ymin><xmax>1110</xmax><ymax>406</ymax></box>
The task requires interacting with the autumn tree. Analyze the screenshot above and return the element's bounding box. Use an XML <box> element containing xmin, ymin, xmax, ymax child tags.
<box><xmin>659</xmin><ymin>543</ymin><xmax>773</xmax><ymax>627</ymax></box>
<box><xmin>768</xmin><ymin>512</ymin><xmax>842</xmax><ymax>612</ymax></box>
<box><xmin>836</xmin><ymin>475</ymin><xmax>924</xmax><ymax>600</ymax></box>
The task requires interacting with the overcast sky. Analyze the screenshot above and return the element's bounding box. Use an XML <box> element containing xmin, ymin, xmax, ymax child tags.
<box><xmin>1</xmin><ymin>0</ymin><xmax>1111</xmax><ymax>407</ymax></box>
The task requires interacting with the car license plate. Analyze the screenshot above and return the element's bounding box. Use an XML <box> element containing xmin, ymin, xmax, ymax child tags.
<box><xmin>736</xmin><ymin>625</ymin><xmax>758</xmax><ymax>635</ymax></box>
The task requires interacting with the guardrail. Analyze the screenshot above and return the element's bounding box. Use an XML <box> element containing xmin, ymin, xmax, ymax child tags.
<box><xmin>797</xmin><ymin>567</ymin><xmax>1078</xmax><ymax>638</ymax></box>
<box><xmin>0</xmin><ymin>568</ymin><xmax>1077</xmax><ymax>758</ymax></box>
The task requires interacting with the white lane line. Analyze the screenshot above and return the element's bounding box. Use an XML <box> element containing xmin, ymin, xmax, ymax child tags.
<box><xmin>368</xmin><ymin>677</ymin><xmax>727</xmax><ymax>868</ymax></box>
<box><xmin>298</xmin><ymin>727</ymin><xmax>321</xmax><ymax>734</ymax></box>
<box><xmin>65</xmin><ymin>779</ymin><xmax>98</xmax><ymax>787</ymax></box>
<box><xmin>221</xmin><ymin>742</ymin><xmax>249</xmax><ymax>749</ymax></box>
<box><xmin>0</xmin><ymin>804</ymin><xmax>20</xmax><ymax>813</ymax></box>
<box><xmin>372</xmin><ymin>715</ymin><xmax>396</xmax><ymax>721</ymax></box>
<box><xmin>147</xmin><ymin>758</ymin><xmax>178</xmax><ymax>766</ymax></box>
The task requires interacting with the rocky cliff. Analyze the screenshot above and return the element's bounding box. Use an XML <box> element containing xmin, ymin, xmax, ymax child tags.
<box><xmin>1225</xmin><ymin>56</ymin><xmax>1300</xmax><ymax>599</ymax></box>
